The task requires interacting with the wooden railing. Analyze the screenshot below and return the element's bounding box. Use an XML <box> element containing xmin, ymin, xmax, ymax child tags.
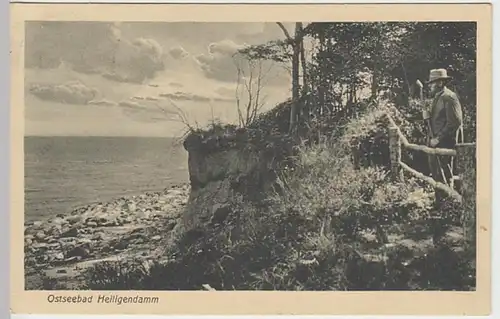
<box><xmin>385</xmin><ymin>112</ymin><xmax>476</xmax><ymax>204</ymax></box>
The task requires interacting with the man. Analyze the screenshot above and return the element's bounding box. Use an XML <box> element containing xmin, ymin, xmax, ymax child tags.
<box><xmin>424</xmin><ymin>68</ymin><xmax>464</xmax><ymax>206</ymax></box>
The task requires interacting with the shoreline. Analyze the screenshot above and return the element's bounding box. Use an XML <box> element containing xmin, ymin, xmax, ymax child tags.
<box><xmin>24</xmin><ymin>178</ymin><xmax>189</xmax><ymax>223</ymax></box>
<box><xmin>24</xmin><ymin>183</ymin><xmax>190</xmax><ymax>290</ymax></box>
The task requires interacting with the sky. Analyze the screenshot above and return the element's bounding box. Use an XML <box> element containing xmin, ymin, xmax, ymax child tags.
<box><xmin>24</xmin><ymin>22</ymin><xmax>295</xmax><ymax>137</ymax></box>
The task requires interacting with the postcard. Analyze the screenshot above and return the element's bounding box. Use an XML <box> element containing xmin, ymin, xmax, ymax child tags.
<box><xmin>10</xmin><ymin>2</ymin><xmax>492</xmax><ymax>315</ymax></box>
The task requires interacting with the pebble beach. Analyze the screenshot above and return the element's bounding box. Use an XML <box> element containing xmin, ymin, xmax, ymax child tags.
<box><xmin>24</xmin><ymin>184</ymin><xmax>190</xmax><ymax>289</ymax></box>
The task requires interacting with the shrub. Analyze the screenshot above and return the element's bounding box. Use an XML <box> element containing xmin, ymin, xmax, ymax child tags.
<box><xmin>273</xmin><ymin>141</ymin><xmax>433</xmax><ymax>242</ymax></box>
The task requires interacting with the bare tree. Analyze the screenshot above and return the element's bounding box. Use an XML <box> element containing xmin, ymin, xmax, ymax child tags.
<box><xmin>276</xmin><ymin>22</ymin><xmax>306</xmax><ymax>134</ymax></box>
<box><xmin>233</xmin><ymin>56</ymin><xmax>272</xmax><ymax>128</ymax></box>
<box><xmin>232</xmin><ymin>22</ymin><xmax>308</xmax><ymax>132</ymax></box>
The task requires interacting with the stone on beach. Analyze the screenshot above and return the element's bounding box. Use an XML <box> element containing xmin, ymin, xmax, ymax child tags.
<box><xmin>50</xmin><ymin>217</ymin><xmax>66</xmax><ymax>224</ymax></box>
<box><xmin>127</xmin><ymin>202</ymin><xmax>137</xmax><ymax>212</ymax></box>
<box><xmin>66</xmin><ymin>215</ymin><xmax>82</xmax><ymax>225</ymax></box>
<box><xmin>60</xmin><ymin>227</ymin><xmax>79</xmax><ymax>238</ymax></box>
<box><xmin>66</xmin><ymin>245</ymin><xmax>91</xmax><ymax>259</ymax></box>
<box><xmin>50</xmin><ymin>252</ymin><xmax>65</xmax><ymax>261</ymax></box>
<box><xmin>58</xmin><ymin>237</ymin><xmax>77</xmax><ymax>246</ymax></box>
<box><xmin>166</xmin><ymin>221</ymin><xmax>177</xmax><ymax>231</ymax></box>
<box><xmin>47</xmin><ymin>225</ymin><xmax>63</xmax><ymax>237</ymax></box>
<box><xmin>91</xmin><ymin>232</ymin><xmax>105</xmax><ymax>241</ymax></box>
<box><xmin>86</xmin><ymin>221</ymin><xmax>98</xmax><ymax>228</ymax></box>
<box><xmin>32</xmin><ymin>242</ymin><xmax>49</xmax><ymax>249</ymax></box>
<box><xmin>34</xmin><ymin>231</ymin><xmax>46</xmax><ymax>241</ymax></box>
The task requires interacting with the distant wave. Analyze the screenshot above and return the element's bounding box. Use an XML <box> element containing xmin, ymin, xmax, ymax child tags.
<box><xmin>25</xmin><ymin>188</ymin><xmax>42</xmax><ymax>193</ymax></box>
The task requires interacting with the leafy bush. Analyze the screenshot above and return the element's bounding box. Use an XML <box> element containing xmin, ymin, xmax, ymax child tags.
<box><xmin>274</xmin><ymin>142</ymin><xmax>433</xmax><ymax>242</ymax></box>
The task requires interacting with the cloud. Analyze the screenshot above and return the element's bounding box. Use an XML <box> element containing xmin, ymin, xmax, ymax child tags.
<box><xmin>159</xmin><ymin>91</ymin><xmax>234</xmax><ymax>103</ymax></box>
<box><xmin>209</xmin><ymin>40</ymin><xmax>246</xmax><ymax>55</ymax></box>
<box><xmin>214</xmin><ymin>97</ymin><xmax>235</xmax><ymax>103</ymax></box>
<box><xmin>25</xmin><ymin>22</ymin><xmax>165</xmax><ymax>84</ymax></box>
<box><xmin>193</xmin><ymin>38</ymin><xmax>290</xmax><ymax>87</ymax></box>
<box><xmin>169</xmin><ymin>82</ymin><xmax>184</xmax><ymax>88</ymax></box>
<box><xmin>215</xmin><ymin>86</ymin><xmax>235</xmax><ymax>97</ymax></box>
<box><xmin>119</xmin><ymin>100</ymin><xmax>146</xmax><ymax>110</ymax></box>
<box><xmin>132</xmin><ymin>96</ymin><xmax>160</xmax><ymax>102</ymax></box>
<box><xmin>160</xmin><ymin>91</ymin><xmax>210</xmax><ymax>102</ymax></box>
<box><xmin>169</xmin><ymin>46</ymin><xmax>189</xmax><ymax>59</ymax></box>
<box><xmin>118</xmin><ymin>98</ymin><xmax>180</xmax><ymax>123</ymax></box>
<box><xmin>195</xmin><ymin>39</ymin><xmax>249</xmax><ymax>82</ymax></box>
<box><xmin>29</xmin><ymin>81</ymin><xmax>99</xmax><ymax>105</ymax></box>
<box><xmin>88</xmin><ymin>99</ymin><xmax>117</xmax><ymax>106</ymax></box>
<box><xmin>100</xmin><ymin>37</ymin><xmax>165</xmax><ymax>83</ymax></box>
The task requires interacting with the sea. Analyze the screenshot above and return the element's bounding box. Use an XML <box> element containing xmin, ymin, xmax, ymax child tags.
<box><xmin>24</xmin><ymin>136</ymin><xmax>190</xmax><ymax>223</ymax></box>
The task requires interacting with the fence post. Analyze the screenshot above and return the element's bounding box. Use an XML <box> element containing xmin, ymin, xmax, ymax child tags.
<box><xmin>388</xmin><ymin>126</ymin><xmax>402</xmax><ymax>182</ymax></box>
<box><xmin>456</xmin><ymin>146</ymin><xmax>465</xmax><ymax>193</ymax></box>
<box><xmin>351</xmin><ymin>142</ymin><xmax>360</xmax><ymax>170</ymax></box>
<box><xmin>456</xmin><ymin>143</ymin><xmax>477</xmax><ymax>249</ymax></box>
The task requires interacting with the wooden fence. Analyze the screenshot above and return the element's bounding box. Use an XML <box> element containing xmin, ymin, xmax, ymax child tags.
<box><xmin>385</xmin><ymin>112</ymin><xmax>476</xmax><ymax>205</ymax></box>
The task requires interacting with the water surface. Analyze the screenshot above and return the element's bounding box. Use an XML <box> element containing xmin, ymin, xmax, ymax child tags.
<box><xmin>24</xmin><ymin>136</ymin><xmax>189</xmax><ymax>222</ymax></box>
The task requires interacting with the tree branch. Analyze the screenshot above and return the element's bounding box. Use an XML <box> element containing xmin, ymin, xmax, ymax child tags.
<box><xmin>276</xmin><ymin>22</ymin><xmax>294</xmax><ymax>42</ymax></box>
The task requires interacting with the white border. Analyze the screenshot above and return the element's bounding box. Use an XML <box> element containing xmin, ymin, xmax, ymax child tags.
<box><xmin>6</xmin><ymin>1</ymin><xmax>498</xmax><ymax>319</ymax></box>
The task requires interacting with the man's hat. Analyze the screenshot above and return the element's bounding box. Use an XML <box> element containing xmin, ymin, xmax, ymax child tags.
<box><xmin>426</xmin><ymin>68</ymin><xmax>453</xmax><ymax>84</ymax></box>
